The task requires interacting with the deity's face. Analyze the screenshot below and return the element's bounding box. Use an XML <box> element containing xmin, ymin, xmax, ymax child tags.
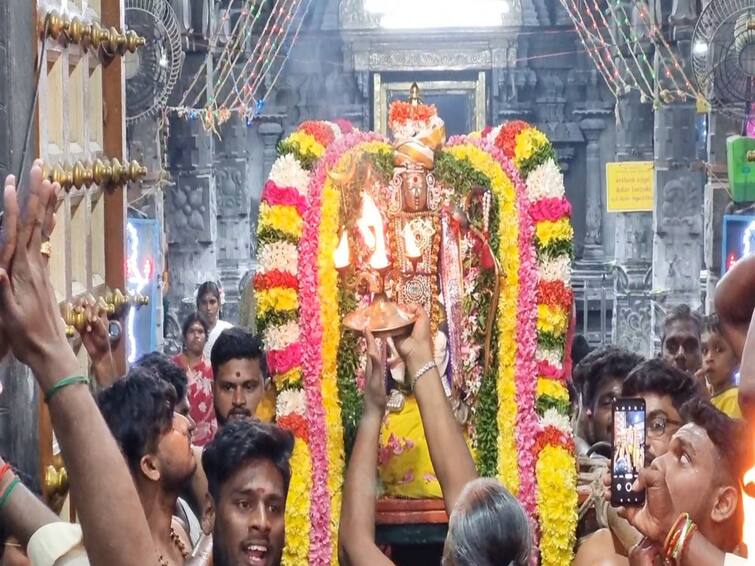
<box><xmin>401</xmin><ymin>168</ymin><xmax>428</xmax><ymax>212</ymax></box>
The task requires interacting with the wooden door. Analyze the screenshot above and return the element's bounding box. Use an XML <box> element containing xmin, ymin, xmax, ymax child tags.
<box><xmin>34</xmin><ymin>0</ymin><xmax>127</xmax><ymax>508</ymax></box>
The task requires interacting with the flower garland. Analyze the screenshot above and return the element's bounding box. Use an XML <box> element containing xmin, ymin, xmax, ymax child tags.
<box><xmin>300</xmin><ymin>131</ymin><xmax>384</xmax><ymax>566</ymax></box>
<box><xmin>489</xmin><ymin>122</ymin><xmax>577</xmax><ymax>566</ymax></box>
<box><xmin>445</xmin><ymin>141</ymin><xmax>525</xmax><ymax>500</ymax></box>
<box><xmin>254</xmin><ymin>120</ymin><xmax>349</xmax><ymax>564</ymax></box>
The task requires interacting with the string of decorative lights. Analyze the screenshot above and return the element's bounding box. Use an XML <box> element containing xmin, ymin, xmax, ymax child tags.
<box><xmin>615</xmin><ymin>0</ymin><xmax>697</xmax><ymax>103</ymax></box>
<box><xmin>254</xmin><ymin>0</ymin><xmax>315</xmax><ymax>111</ymax></box>
<box><xmin>603</xmin><ymin>0</ymin><xmax>656</xmax><ymax>97</ymax></box>
<box><xmin>178</xmin><ymin>0</ymin><xmax>239</xmax><ymax>108</ymax></box>
<box><xmin>239</xmin><ymin>0</ymin><xmax>306</xmax><ymax>107</ymax></box>
<box><xmin>633</xmin><ymin>0</ymin><xmax>703</xmax><ymax>103</ymax></box>
<box><xmin>193</xmin><ymin>2</ymin><xmax>255</xmax><ymax>107</ymax></box>
<box><xmin>220</xmin><ymin>0</ymin><xmax>300</xmax><ymax>109</ymax></box>
<box><xmin>560</xmin><ymin>0</ymin><xmax>624</xmax><ymax>95</ymax></box>
<box><xmin>572</xmin><ymin>0</ymin><xmax>632</xmax><ymax>93</ymax></box>
<box><xmin>207</xmin><ymin>0</ymin><xmax>278</xmax><ymax>109</ymax></box>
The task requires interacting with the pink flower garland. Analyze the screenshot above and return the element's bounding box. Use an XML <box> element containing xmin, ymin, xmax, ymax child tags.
<box><xmin>529</xmin><ymin>197</ymin><xmax>572</xmax><ymax>223</ymax></box>
<box><xmin>537</xmin><ymin>360</ymin><xmax>566</xmax><ymax>380</ymax></box>
<box><xmin>261</xmin><ymin>180</ymin><xmax>308</xmax><ymax>215</ymax></box>
<box><xmin>299</xmin><ymin>130</ymin><xmax>383</xmax><ymax>566</ymax></box>
<box><xmin>267</xmin><ymin>342</ymin><xmax>303</xmax><ymax>375</ymax></box>
<box><xmin>480</xmin><ymin>138</ymin><xmax>540</xmax><ymax>525</ymax></box>
<box><xmin>446</xmin><ymin>136</ymin><xmax>540</xmax><ymax>536</ymax></box>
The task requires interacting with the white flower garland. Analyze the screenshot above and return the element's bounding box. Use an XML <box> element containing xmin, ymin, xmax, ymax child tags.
<box><xmin>536</xmin><ymin>345</ymin><xmax>564</xmax><ymax>369</ymax></box>
<box><xmin>538</xmin><ymin>254</ymin><xmax>571</xmax><ymax>285</ymax></box>
<box><xmin>263</xmin><ymin>320</ymin><xmax>301</xmax><ymax>352</ymax></box>
<box><xmin>269</xmin><ymin>153</ymin><xmax>311</xmax><ymax>195</ymax></box>
<box><xmin>257</xmin><ymin>241</ymin><xmax>299</xmax><ymax>275</ymax></box>
<box><xmin>526</xmin><ymin>159</ymin><xmax>565</xmax><ymax>201</ymax></box>
<box><xmin>541</xmin><ymin>408</ymin><xmax>572</xmax><ymax>435</ymax></box>
<box><xmin>276</xmin><ymin>388</ymin><xmax>307</xmax><ymax>417</ymax></box>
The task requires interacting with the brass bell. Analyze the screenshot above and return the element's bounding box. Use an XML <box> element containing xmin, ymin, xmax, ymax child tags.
<box><xmin>129</xmin><ymin>292</ymin><xmax>150</xmax><ymax>307</ymax></box>
<box><xmin>105</xmin><ymin>289</ymin><xmax>127</xmax><ymax>315</ymax></box>
<box><xmin>92</xmin><ymin>158</ymin><xmax>113</xmax><ymax>186</ymax></box>
<box><xmin>44</xmin><ymin>464</ymin><xmax>68</xmax><ymax>494</ymax></box>
<box><xmin>123</xmin><ymin>30</ymin><xmax>146</xmax><ymax>53</ymax></box>
<box><xmin>72</xmin><ymin>161</ymin><xmax>94</xmax><ymax>188</ymax></box>
<box><xmin>65</xmin><ymin>17</ymin><xmax>90</xmax><ymax>44</ymax></box>
<box><xmin>97</xmin><ymin>296</ymin><xmax>116</xmax><ymax>316</ymax></box>
<box><xmin>89</xmin><ymin>23</ymin><xmax>110</xmax><ymax>50</ymax></box>
<box><xmin>45</xmin><ymin>11</ymin><xmax>68</xmax><ymax>40</ymax></box>
<box><xmin>126</xmin><ymin>160</ymin><xmax>148</xmax><ymax>182</ymax></box>
<box><xmin>48</xmin><ymin>164</ymin><xmax>74</xmax><ymax>191</ymax></box>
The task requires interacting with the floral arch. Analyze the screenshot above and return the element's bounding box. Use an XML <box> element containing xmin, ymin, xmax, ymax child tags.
<box><xmin>253</xmin><ymin>117</ymin><xmax>577</xmax><ymax>565</ymax></box>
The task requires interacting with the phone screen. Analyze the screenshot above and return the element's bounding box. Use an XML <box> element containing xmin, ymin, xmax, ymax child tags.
<box><xmin>611</xmin><ymin>398</ymin><xmax>646</xmax><ymax>506</ymax></box>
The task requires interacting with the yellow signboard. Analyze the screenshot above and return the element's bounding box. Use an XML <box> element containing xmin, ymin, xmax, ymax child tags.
<box><xmin>606</xmin><ymin>161</ymin><xmax>654</xmax><ymax>212</ymax></box>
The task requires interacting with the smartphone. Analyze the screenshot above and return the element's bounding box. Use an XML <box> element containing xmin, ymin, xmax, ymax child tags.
<box><xmin>611</xmin><ymin>398</ymin><xmax>646</xmax><ymax>507</ymax></box>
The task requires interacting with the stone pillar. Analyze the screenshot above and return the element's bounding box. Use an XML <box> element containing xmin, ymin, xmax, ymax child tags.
<box><xmin>577</xmin><ymin>115</ymin><xmax>609</xmax><ymax>261</ymax></box>
<box><xmin>612</xmin><ymin>89</ymin><xmax>655</xmax><ymax>356</ymax></box>
<box><xmin>651</xmin><ymin>0</ymin><xmax>704</xmax><ymax>314</ymax></box>
<box><xmin>259</xmin><ymin>121</ymin><xmax>283</xmax><ymax>178</ymax></box>
<box><xmin>165</xmin><ymin>57</ymin><xmax>217</xmax><ymax>321</ymax></box>
<box><xmin>215</xmin><ymin>114</ymin><xmax>251</xmax><ymax>324</ymax></box>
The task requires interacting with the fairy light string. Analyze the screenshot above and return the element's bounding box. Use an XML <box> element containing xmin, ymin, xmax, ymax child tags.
<box><xmin>221</xmin><ymin>0</ymin><xmax>299</xmax><ymax>109</ymax></box>
<box><xmin>242</xmin><ymin>0</ymin><xmax>305</xmax><ymax>105</ymax></box>
<box><xmin>195</xmin><ymin>1</ymin><xmax>258</xmax><ymax>108</ymax></box>
<box><xmin>178</xmin><ymin>0</ymin><xmax>239</xmax><ymax>108</ymax></box>
<box><xmin>605</xmin><ymin>0</ymin><xmax>656</xmax><ymax>97</ymax></box>
<box><xmin>208</xmin><ymin>0</ymin><xmax>276</xmax><ymax>109</ymax></box>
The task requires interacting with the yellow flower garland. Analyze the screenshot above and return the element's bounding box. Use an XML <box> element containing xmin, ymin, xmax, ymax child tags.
<box><xmin>274</xmin><ymin>367</ymin><xmax>303</xmax><ymax>390</ymax></box>
<box><xmin>259</xmin><ymin>203</ymin><xmax>303</xmax><ymax>238</ymax></box>
<box><xmin>514</xmin><ymin>128</ymin><xmax>549</xmax><ymax>167</ymax></box>
<box><xmin>447</xmin><ymin>144</ymin><xmax>520</xmax><ymax>494</ymax></box>
<box><xmin>535</xmin><ymin>218</ymin><xmax>573</xmax><ymax>247</ymax></box>
<box><xmin>318</xmin><ymin>142</ymin><xmax>391</xmax><ymax>563</ymax></box>
<box><xmin>536</xmin><ymin>445</ymin><xmax>578</xmax><ymax>566</ymax></box>
<box><xmin>282</xmin><ymin>439</ymin><xmax>312</xmax><ymax>566</ymax></box>
<box><xmin>537</xmin><ymin>304</ymin><xmax>569</xmax><ymax>336</ymax></box>
<box><xmin>536</xmin><ymin>377</ymin><xmax>569</xmax><ymax>402</ymax></box>
<box><xmin>256</xmin><ymin>288</ymin><xmax>299</xmax><ymax>316</ymax></box>
<box><xmin>286</xmin><ymin>131</ymin><xmax>326</xmax><ymax>159</ymax></box>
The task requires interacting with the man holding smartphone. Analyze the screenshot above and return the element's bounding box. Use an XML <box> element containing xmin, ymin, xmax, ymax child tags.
<box><xmin>621</xmin><ymin>398</ymin><xmax>748</xmax><ymax>564</ymax></box>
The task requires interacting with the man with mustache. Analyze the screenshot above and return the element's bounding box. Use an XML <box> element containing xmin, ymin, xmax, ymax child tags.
<box><xmin>210</xmin><ymin>327</ymin><xmax>266</xmax><ymax>426</ymax></box>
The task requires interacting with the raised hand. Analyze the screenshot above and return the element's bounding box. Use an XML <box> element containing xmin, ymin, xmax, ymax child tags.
<box><xmin>618</xmin><ymin>466</ymin><xmax>677</xmax><ymax>543</ymax></box>
<box><xmin>364</xmin><ymin>330</ymin><xmax>387</xmax><ymax>416</ymax></box>
<box><xmin>393</xmin><ymin>303</ymin><xmax>433</xmax><ymax>375</ymax></box>
<box><xmin>0</xmin><ymin>165</ymin><xmax>75</xmax><ymax>387</ymax></box>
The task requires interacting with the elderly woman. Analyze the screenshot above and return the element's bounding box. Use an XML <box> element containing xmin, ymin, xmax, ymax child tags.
<box><xmin>172</xmin><ymin>312</ymin><xmax>217</xmax><ymax>446</ymax></box>
<box><xmin>339</xmin><ymin>305</ymin><xmax>531</xmax><ymax>566</ymax></box>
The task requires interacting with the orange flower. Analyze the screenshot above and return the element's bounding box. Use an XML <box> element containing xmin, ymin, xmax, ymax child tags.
<box><xmin>388</xmin><ymin>101</ymin><xmax>437</xmax><ymax>126</ymax></box>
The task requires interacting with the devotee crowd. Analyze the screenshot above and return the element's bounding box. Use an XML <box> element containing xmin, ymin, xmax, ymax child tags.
<box><xmin>1</xmin><ymin>163</ymin><xmax>754</xmax><ymax>566</ymax></box>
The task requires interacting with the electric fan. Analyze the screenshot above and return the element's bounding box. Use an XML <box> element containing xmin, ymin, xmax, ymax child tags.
<box><xmin>124</xmin><ymin>0</ymin><xmax>184</xmax><ymax>124</ymax></box>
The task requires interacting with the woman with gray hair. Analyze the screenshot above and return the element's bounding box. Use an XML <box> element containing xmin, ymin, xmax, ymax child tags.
<box><xmin>339</xmin><ymin>305</ymin><xmax>532</xmax><ymax>566</ymax></box>
<box><xmin>443</xmin><ymin>478</ymin><xmax>531</xmax><ymax>566</ymax></box>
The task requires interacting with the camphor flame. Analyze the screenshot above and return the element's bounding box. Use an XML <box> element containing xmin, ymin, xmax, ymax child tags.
<box><xmin>358</xmin><ymin>193</ymin><xmax>389</xmax><ymax>270</ymax></box>
<box><xmin>334</xmin><ymin>230</ymin><xmax>350</xmax><ymax>269</ymax></box>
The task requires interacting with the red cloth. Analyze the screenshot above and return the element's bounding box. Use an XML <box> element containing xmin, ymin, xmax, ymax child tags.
<box><xmin>172</xmin><ymin>354</ymin><xmax>218</xmax><ymax>447</ymax></box>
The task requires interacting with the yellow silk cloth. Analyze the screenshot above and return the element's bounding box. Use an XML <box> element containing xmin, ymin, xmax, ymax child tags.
<box><xmin>378</xmin><ymin>396</ymin><xmax>443</xmax><ymax>499</ymax></box>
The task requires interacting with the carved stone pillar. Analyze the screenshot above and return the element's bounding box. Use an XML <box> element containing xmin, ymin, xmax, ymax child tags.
<box><xmin>215</xmin><ymin>114</ymin><xmax>251</xmax><ymax>324</ymax></box>
<box><xmin>166</xmin><ymin>54</ymin><xmax>217</xmax><ymax>321</ymax></box>
<box><xmin>651</xmin><ymin>0</ymin><xmax>704</xmax><ymax>313</ymax></box>
<box><xmin>253</xmin><ymin>121</ymin><xmax>283</xmax><ymax>276</ymax></box>
<box><xmin>577</xmin><ymin>115</ymin><xmax>609</xmax><ymax>260</ymax></box>
<box><xmin>612</xmin><ymin>90</ymin><xmax>655</xmax><ymax>356</ymax></box>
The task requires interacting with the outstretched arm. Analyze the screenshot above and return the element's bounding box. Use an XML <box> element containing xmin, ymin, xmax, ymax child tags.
<box><xmin>714</xmin><ymin>256</ymin><xmax>755</xmax><ymax>422</ymax></box>
<box><xmin>395</xmin><ymin>305</ymin><xmax>478</xmax><ymax>513</ymax></box>
<box><xmin>339</xmin><ymin>331</ymin><xmax>394</xmax><ymax>566</ymax></box>
<box><xmin>0</xmin><ymin>167</ymin><xmax>157</xmax><ymax>566</ymax></box>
